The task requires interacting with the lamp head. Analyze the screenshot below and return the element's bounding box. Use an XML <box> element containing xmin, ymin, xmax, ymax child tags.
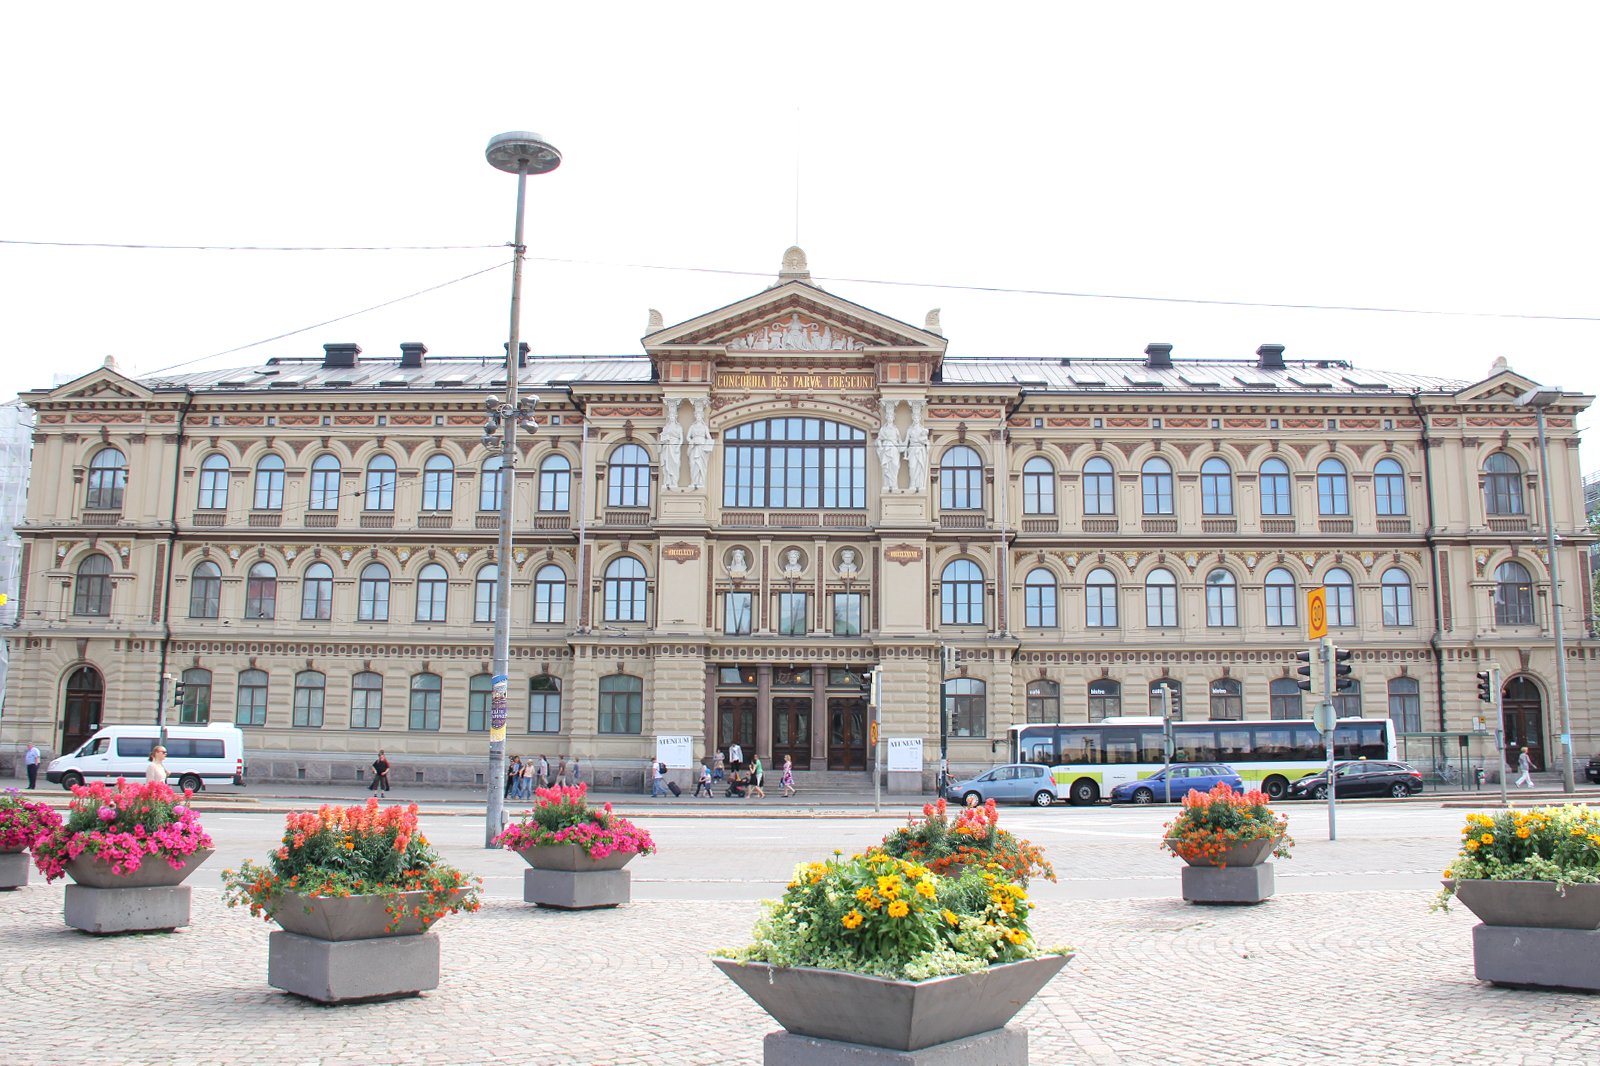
<box><xmin>486</xmin><ymin>132</ymin><xmax>562</xmax><ymax>176</ymax></box>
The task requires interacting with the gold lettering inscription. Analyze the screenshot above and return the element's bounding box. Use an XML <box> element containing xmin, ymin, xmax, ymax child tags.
<box><xmin>716</xmin><ymin>372</ymin><xmax>875</xmax><ymax>391</ymax></box>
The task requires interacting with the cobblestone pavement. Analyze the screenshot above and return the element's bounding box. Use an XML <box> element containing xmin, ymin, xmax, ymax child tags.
<box><xmin>3</xmin><ymin>880</ymin><xmax>1599</xmax><ymax>1065</ymax></box>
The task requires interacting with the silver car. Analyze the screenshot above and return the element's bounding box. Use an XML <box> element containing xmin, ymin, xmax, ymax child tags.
<box><xmin>945</xmin><ymin>763</ymin><xmax>1057</xmax><ymax>807</ymax></box>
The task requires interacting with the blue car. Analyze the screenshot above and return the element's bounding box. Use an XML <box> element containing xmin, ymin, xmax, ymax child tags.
<box><xmin>1107</xmin><ymin>763</ymin><xmax>1243</xmax><ymax>804</ymax></box>
<box><xmin>944</xmin><ymin>764</ymin><xmax>1059</xmax><ymax>808</ymax></box>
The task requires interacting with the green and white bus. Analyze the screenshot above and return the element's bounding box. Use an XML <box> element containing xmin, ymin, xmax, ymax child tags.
<box><xmin>1007</xmin><ymin>716</ymin><xmax>1397</xmax><ymax>805</ymax></box>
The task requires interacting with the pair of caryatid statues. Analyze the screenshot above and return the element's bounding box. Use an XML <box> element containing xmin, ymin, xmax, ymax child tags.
<box><xmin>657</xmin><ymin>397</ymin><xmax>713</xmax><ymax>492</ymax></box>
<box><xmin>877</xmin><ymin>398</ymin><xmax>929</xmax><ymax>494</ymax></box>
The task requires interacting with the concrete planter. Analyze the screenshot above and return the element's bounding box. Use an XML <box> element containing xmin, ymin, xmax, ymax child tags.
<box><xmin>64</xmin><ymin>848</ymin><xmax>213</xmax><ymax>888</ymax></box>
<box><xmin>265</xmin><ymin>891</ymin><xmax>456</xmax><ymax>1003</ymax></box>
<box><xmin>713</xmin><ymin>955</ymin><xmax>1069</xmax><ymax>1059</ymax></box>
<box><xmin>1167</xmin><ymin>837</ymin><xmax>1277</xmax><ymax>868</ymax></box>
<box><xmin>516</xmin><ymin>844</ymin><xmax>638</xmax><ymax>872</ymax></box>
<box><xmin>1448</xmin><ymin>880</ymin><xmax>1600</xmax><ymax>992</ymax></box>
<box><xmin>0</xmin><ymin>850</ymin><xmax>30</xmax><ymax>890</ymax></box>
<box><xmin>270</xmin><ymin>890</ymin><xmax>458</xmax><ymax>940</ymax></box>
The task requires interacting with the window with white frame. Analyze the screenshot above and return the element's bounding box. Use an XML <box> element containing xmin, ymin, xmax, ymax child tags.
<box><xmin>946</xmin><ymin>677</ymin><xmax>986</xmax><ymax>736</ymax></box>
<box><xmin>1022</xmin><ymin>457</ymin><xmax>1055</xmax><ymax>514</ymax></box>
<box><xmin>528</xmin><ymin>675</ymin><xmax>561</xmax><ymax>733</ymax></box>
<box><xmin>364</xmin><ymin>455</ymin><xmax>397</xmax><ymax>511</ymax></box>
<box><xmin>1324</xmin><ymin>567</ymin><xmax>1356</xmax><ymax>626</ymax></box>
<box><xmin>415</xmin><ymin>563</ymin><xmax>448</xmax><ymax>622</ymax></box>
<box><xmin>1082</xmin><ymin>457</ymin><xmax>1115</xmax><ymax>516</ymax></box>
<box><xmin>189</xmin><ymin>561</ymin><xmax>221</xmax><ymax>619</ymax></box>
<box><xmin>603</xmin><ymin>556</ymin><xmax>647</xmax><ymax>622</ymax></box>
<box><xmin>1264</xmin><ymin>567</ymin><xmax>1297</xmax><ymax>627</ymax></box>
<box><xmin>253</xmin><ymin>454</ymin><xmax>285</xmax><ymax>510</ymax></box>
<box><xmin>292</xmin><ymin>670</ymin><xmax>325</xmax><ymax>728</ymax></box>
<box><xmin>1483</xmin><ymin>453</ymin><xmax>1525</xmax><ymax>516</ymax></box>
<box><xmin>1380</xmin><ymin>568</ymin><xmax>1413</xmax><ymax>626</ymax></box>
<box><xmin>308</xmin><ymin>455</ymin><xmax>341</xmax><ymax>511</ymax></box>
<box><xmin>939</xmin><ymin>446</ymin><xmax>983</xmax><ymax>510</ymax></box>
<box><xmin>358</xmin><ymin>563</ymin><xmax>390</xmax><ymax>621</ymax></box>
<box><xmin>1205</xmin><ymin>569</ymin><xmax>1238</xmax><ymax>627</ymax></box>
<box><xmin>409</xmin><ymin>673</ymin><xmax>442</xmax><ymax>731</ymax></box>
<box><xmin>480</xmin><ymin>455</ymin><xmax>504</xmax><ymax>512</ymax></box>
<box><xmin>607</xmin><ymin>444</ymin><xmax>652</xmax><ymax>508</ymax></box>
<box><xmin>940</xmin><ymin>559</ymin><xmax>984</xmax><ymax>625</ymax></box>
<box><xmin>1316</xmin><ymin>458</ymin><xmax>1349</xmax><ymax>516</ymax></box>
<box><xmin>236</xmin><ymin>669</ymin><xmax>268</xmax><ymax>726</ymax></box>
<box><xmin>1374</xmin><ymin>458</ymin><xmax>1406</xmax><ymax>516</ymax></box>
<box><xmin>777</xmin><ymin>592</ymin><xmax>808</xmax><ymax>636</ymax></box>
<box><xmin>1141</xmin><ymin>458</ymin><xmax>1174</xmax><ymax>515</ymax></box>
<box><xmin>198</xmin><ymin>454</ymin><xmax>230</xmax><ymax>510</ymax></box>
<box><xmin>539</xmin><ymin>454</ymin><xmax>571</xmax><ymax>512</ymax></box>
<box><xmin>422</xmin><ymin>455</ymin><xmax>454</xmax><ymax>511</ymax></box>
<box><xmin>244</xmin><ymin>562</ymin><xmax>277</xmax><ymax>620</ymax></box>
<box><xmin>301</xmin><ymin>562</ymin><xmax>333</xmax><ymax>620</ymax></box>
<box><xmin>534</xmin><ymin>564</ymin><xmax>567</xmax><ymax>623</ymax></box>
<box><xmin>86</xmin><ymin>448</ymin><xmax>127</xmax><ymax>510</ymax></box>
<box><xmin>1259</xmin><ymin>458</ymin><xmax>1292</xmax><ymax>516</ymax></box>
<box><xmin>1494</xmin><ymin>560</ymin><xmax>1535</xmax><ymax>625</ymax></box>
<box><xmin>1200</xmin><ymin>457</ymin><xmax>1233</xmax><ymax>515</ymax></box>
<box><xmin>1145</xmin><ymin>568</ymin><xmax>1178</xmax><ymax>627</ymax></box>
<box><xmin>474</xmin><ymin>564</ymin><xmax>497</xmax><ymax>623</ymax></box>
<box><xmin>1027</xmin><ymin>679</ymin><xmax>1060</xmax><ymax>723</ymax></box>
<box><xmin>1024</xmin><ymin>568</ymin><xmax>1057</xmax><ymax>628</ymax></box>
<box><xmin>1085</xmin><ymin>567</ymin><xmax>1118</xmax><ymax>627</ymax></box>
<box><xmin>724</xmin><ymin>591</ymin><xmax>753</xmax><ymax>635</ymax></box>
<box><xmin>350</xmin><ymin>672</ymin><xmax>383</xmax><ymax>729</ymax></box>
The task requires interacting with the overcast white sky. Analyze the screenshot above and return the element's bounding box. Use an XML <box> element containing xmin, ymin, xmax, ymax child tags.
<box><xmin>3</xmin><ymin>3</ymin><xmax>1596</xmax><ymax>472</ymax></box>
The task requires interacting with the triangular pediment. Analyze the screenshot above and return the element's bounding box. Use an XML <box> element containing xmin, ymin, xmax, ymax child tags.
<box><xmin>644</xmin><ymin>280</ymin><xmax>946</xmax><ymax>354</ymax></box>
<box><xmin>1454</xmin><ymin>366</ymin><xmax>1542</xmax><ymax>404</ymax></box>
<box><xmin>36</xmin><ymin>365</ymin><xmax>156</xmax><ymax>403</ymax></box>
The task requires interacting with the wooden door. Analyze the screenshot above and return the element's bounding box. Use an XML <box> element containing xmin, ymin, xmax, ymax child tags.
<box><xmin>826</xmin><ymin>697</ymin><xmax>867</xmax><ymax>771</ymax></box>
<box><xmin>771</xmin><ymin>697</ymin><xmax>812</xmax><ymax>771</ymax></box>
<box><xmin>1502</xmin><ymin>675</ymin><xmax>1546</xmax><ymax>771</ymax></box>
<box><xmin>62</xmin><ymin>666</ymin><xmax>104</xmax><ymax>753</ymax></box>
<box><xmin>717</xmin><ymin>697</ymin><xmax>756</xmax><ymax>759</ymax></box>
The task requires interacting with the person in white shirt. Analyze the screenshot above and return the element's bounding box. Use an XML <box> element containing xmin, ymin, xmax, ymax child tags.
<box><xmin>1515</xmin><ymin>747</ymin><xmax>1535</xmax><ymax>789</ymax></box>
<box><xmin>23</xmin><ymin>741</ymin><xmax>40</xmax><ymax>790</ymax></box>
<box><xmin>728</xmin><ymin>742</ymin><xmax>744</xmax><ymax>771</ymax></box>
<box><xmin>145</xmin><ymin>745</ymin><xmax>169</xmax><ymax>785</ymax></box>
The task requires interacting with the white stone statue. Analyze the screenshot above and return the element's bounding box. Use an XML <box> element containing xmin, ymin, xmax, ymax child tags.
<box><xmin>782</xmin><ymin>549</ymin><xmax>804</xmax><ymax>576</ymax></box>
<box><xmin>905</xmin><ymin>401</ymin><xmax>930</xmax><ymax>493</ymax></box>
<box><xmin>837</xmin><ymin>549</ymin><xmax>859</xmax><ymax>577</ymax></box>
<box><xmin>686</xmin><ymin>398</ymin><xmax>714</xmax><ymax>490</ymax></box>
<box><xmin>658</xmin><ymin>398</ymin><xmax>684</xmax><ymax>492</ymax></box>
<box><xmin>728</xmin><ymin>548</ymin><xmax>749</xmax><ymax>576</ymax></box>
<box><xmin>876</xmin><ymin>400</ymin><xmax>905</xmax><ymax>494</ymax></box>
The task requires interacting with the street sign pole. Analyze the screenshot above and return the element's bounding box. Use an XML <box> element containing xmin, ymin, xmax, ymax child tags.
<box><xmin>1321</xmin><ymin>636</ymin><xmax>1337</xmax><ymax>842</ymax></box>
<box><xmin>1492</xmin><ymin>666</ymin><xmax>1508</xmax><ymax>809</ymax></box>
<box><xmin>869</xmin><ymin>667</ymin><xmax>882</xmax><ymax>814</ymax></box>
<box><xmin>1160</xmin><ymin>687</ymin><xmax>1174</xmax><ymax>804</ymax></box>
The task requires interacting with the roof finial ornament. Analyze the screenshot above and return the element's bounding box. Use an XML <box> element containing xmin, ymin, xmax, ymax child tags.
<box><xmin>778</xmin><ymin>245</ymin><xmax>811</xmax><ymax>285</ymax></box>
<box><xmin>1490</xmin><ymin>355</ymin><xmax>1509</xmax><ymax>374</ymax></box>
<box><xmin>924</xmin><ymin>309</ymin><xmax>942</xmax><ymax>336</ymax></box>
<box><xmin>647</xmin><ymin>308</ymin><xmax>664</xmax><ymax>331</ymax></box>
<box><xmin>102</xmin><ymin>354</ymin><xmax>119</xmax><ymax>370</ymax></box>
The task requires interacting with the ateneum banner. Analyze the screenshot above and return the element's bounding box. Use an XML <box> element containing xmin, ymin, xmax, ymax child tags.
<box><xmin>886</xmin><ymin>737</ymin><xmax>924</xmax><ymax>773</ymax></box>
<box><xmin>655</xmin><ymin>735</ymin><xmax>695</xmax><ymax>770</ymax></box>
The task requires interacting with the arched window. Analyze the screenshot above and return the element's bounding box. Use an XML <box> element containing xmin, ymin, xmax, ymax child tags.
<box><xmin>1149</xmin><ymin>678</ymin><xmax>1183</xmax><ymax>720</ymax></box>
<box><xmin>422</xmin><ymin>455</ymin><xmax>454</xmax><ymax>511</ymax></box>
<box><xmin>1494</xmin><ymin>560</ymin><xmax>1535</xmax><ymax>625</ymax></box>
<box><xmin>1200</xmin><ymin>458</ymin><xmax>1233</xmax><ymax>516</ymax></box>
<box><xmin>301</xmin><ymin>562</ymin><xmax>333</xmax><ymax>620</ymax></box>
<box><xmin>467</xmin><ymin>674</ymin><xmax>492</xmax><ymax>732</ymax></box>
<box><xmin>1205</xmin><ymin>569</ymin><xmax>1238</xmax><ymax>627</ymax></box>
<box><xmin>1388</xmin><ymin>676</ymin><xmax>1422</xmax><ymax>733</ymax></box>
<box><xmin>480</xmin><ymin>455</ymin><xmax>504</xmax><ymax>512</ymax></box>
<box><xmin>1264</xmin><ymin>567</ymin><xmax>1297</xmax><ymax>628</ymax></box>
<box><xmin>350</xmin><ymin>672</ymin><xmax>383</xmax><ymax>729</ymax></box>
<box><xmin>474</xmin><ymin>564</ymin><xmax>498</xmax><ymax>623</ymax></box>
<box><xmin>86</xmin><ymin>448</ymin><xmax>127</xmax><ymax>511</ymax></box>
<box><xmin>1022</xmin><ymin>457</ymin><xmax>1055</xmax><ymax>515</ymax></box>
<box><xmin>179</xmin><ymin>667</ymin><xmax>211</xmax><ymax>723</ymax></box>
<box><xmin>1484</xmin><ymin>453</ymin><xmax>1525</xmax><ymax>516</ymax></box>
<box><xmin>1374</xmin><ymin>458</ymin><xmax>1407</xmax><ymax>516</ymax></box>
<box><xmin>1333</xmin><ymin>679</ymin><xmax>1362</xmax><ymax>719</ymax></box>
<box><xmin>1083</xmin><ymin>457</ymin><xmax>1115</xmax><ymax>516</ymax></box>
<box><xmin>1085</xmin><ymin>567</ymin><xmax>1118</xmax><ymax>628</ymax></box>
<box><xmin>189</xmin><ymin>561</ymin><xmax>221</xmax><ymax>619</ymax></box>
<box><xmin>1023</xmin><ymin>568</ymin><xmax>1056</xmax><ymax>628</ymax></box>
<box><xmin>244</xmin><ymin>561</ymin><xmax>277</xmax><ymax>620</ymax></box>
<box><xmin>1145</xmin><ymin>568</ymin><xmax>1178</xmax><ymax>628</ymax></box>
<box><xmin>236</xmin><ymin>669</ymin><xmax>268</xmax><ymax>726</ymax></box>
<box><xmin>1209</xmin><ymin>678</ymin><xmax>1243</xmax><ymax>721</ymax></box>
<box><xmin>940</xmin><ymin>559</ymin><xmax>984</xmax><ymax>626</ymax></box>
<box><xmin>528</xmin><ymin>675</ymin><xmax>562</xmax><ymax>733</ymax></box>
<box><xmin>409</xmin><ymin>673</ymin><xmax>442</xmax><ymax>731</ymax></box>
<box><xmin>534</xmin><ymin>564</ymin><xmax>567</xmax><ymax>623</ymax></box>
<box><xmin>1259</xmin><ymin>458</ymin><xmax>1292</xmax><ymax>516</ymax></box>
<box><xmin>599</xmin><ymin>673</ymin><xmax>643</xmax><ymax>734</ymax></box>
<box><xmin>1026</xmin><ymin>679</ymin><xmax>1060</xmax><ymax>724</ymax></box>
<box><xmin>364</xmin><ymin>455</ymin><xmax>396</xmax><ymax>511</ymax></box>
<box><xmin>308</xmin><ymin>455</ymin><xmax>341</xmax><ymax>511</ymax></box>
<box><xmin>73</xmin><ymin>554</ymin><xmax>113</xmax><ymax>616</ymax></box>
<box><xmin>1087</xmin><ymin>679</ymin><xmax>1121</xmax><ymax>722</ymax></box>
<box><xmin>539</xmin><ymin>454</ymin><xmax>571</xmax><ymax>512</ymax></box>
<box><xmin>198</xmin><ymin>454</ymin><xmax>230</xmax><ymax>510</ymax></box>
<box><xmin>1324</xmin><ymin>567</ymin><xmax>1356</xmax><ymax>626</ymax></box>
<box><xmin>358</xmin><ymin>563</ymin><xmax>390</xmax><ymax>622</ymax></box>
<box><xmin>292</xmin><ymin>670</ymin><xmax>325</xmax><ymax>728</ymax></box>
<box><xmin>253</xmin><ymin>454</ymin><xmax>285</xmax><ymax>511</ymax></box>
<box><xmin>1317</xmin><ymin>458</ymin><xmax>1349</xmax><ymax>516</ymax></box>
<box><xmin>946</xmin><ymin>677</ymin><xmax>987</xmax><ymax>736</ymax></box>
<box><xmin>603</xmin><ymin>556</ymin><xmax>647</xmax><ymax>622</ymax></box>
<box><xmin>1141</xmin><ymin>458</ymin><xmax>1174</xmax><ymax>515</ymax></box>
<box><xmin>608</xmin><ymin>443</ymin><xmax>652</xmax><ymax>508</ymax></box>
<box><xmin>1381</xmin><ymin>568</ymin><xmax>1414</xmax><ymax>626</ymax></box>
<box><xmin>415</xmin><ymin>563</ymin><xmax>448</xmax><ymax>622</ymax></box>
<box><xmin>723</xmin><ymin>418</ymin><xmax>867</xmax><ymax>509</ymax></box>
<box><xmin>939</xmin><ymin>446</ymin><xmax>984</xmax><ymax>510</ymax></box>
<box><xmin>1269</xmin><ymin>678</ymin><xmax>1303</xmax><ymax>720</ymax></box>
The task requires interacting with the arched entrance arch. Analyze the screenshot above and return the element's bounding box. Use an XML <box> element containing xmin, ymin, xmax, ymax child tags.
<box><xmin>61</xmin><ymin>665</ymin><xmax>104</xmax><ymax>753</ymax></box>
<box><xmin>1502</xmin><ymin>674</ymin><xmax>1546</xmax><ymax>772</ymax></box>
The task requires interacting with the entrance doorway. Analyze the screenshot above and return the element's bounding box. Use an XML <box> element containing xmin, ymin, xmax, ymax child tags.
<box><xmin>62</xmin><ymin>665</ymin><xmax>104</xmax><ymax>753</ymax></box>
<box><xmin>827</xmin><ymin>697</ymin><xmax>867</xmax><ymax>771</ymax></box>
<box><xmin>772</xmin><ymin>697</ymin><xmax>812</xmax><ymax>770</ymax></box>
<box><xmin>717</xmin><ymin>697</ymin><xmax>756</xmax><ymax>762</ymax></box>
<box><xmin>1502</xmin><ymin>675</ymin><xmax>1546</xmax><ymax>771</ymax></box>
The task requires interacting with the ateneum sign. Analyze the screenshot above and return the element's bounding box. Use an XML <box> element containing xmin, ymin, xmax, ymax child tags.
<box><xmin>886</xmin><ymin>737</ymin><xmax>924</xmax><ymax>773</ymax></box>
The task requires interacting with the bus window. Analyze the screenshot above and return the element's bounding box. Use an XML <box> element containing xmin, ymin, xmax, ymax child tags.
<box><xmin>116</xmin><ymin>737</ymin><xmax>156</xmax><ymax>758</ymax></box>
<box><xmin>1061</xmin><ymin>733</ymin><xmax>1100</xmax><ymax>765</ymax></box>
<box><xmin>1104</xmin><ymin>729</ymin><xmax>1140</xmax><ymax>764</ymax></box>
<box><xmin>1356</xmin><ymin>724</ymin><xmax>1385</xmax><ymax>760</ymax></box>
<box><xmin>1289</xmin><ymin>723</ymin><xmax>1322</xmax><ymax>761</ymax></box>
<box><xmin>1252</xmin><ymin>727</ymin><xmax>1291</xmax><ymax>760</ymax></box>
<box><xmin>1138</xmin><ymin>729</ymin><xmax>1165</xmax><ymax>763</ymax></box>
<box><xmin>1216</xmin><ymin>729</ymin><xmax>1252</xmax><ymax>760</ymax></box>
<box><xmin>1173</xmin><ymin>730</ymin><xmax>1217</xmax><ymax>763</ymax></box>
<box><xmin>1025</xmin><ymin>741</ymin><xmax>1055</xmax><ymax>765</ymax></box>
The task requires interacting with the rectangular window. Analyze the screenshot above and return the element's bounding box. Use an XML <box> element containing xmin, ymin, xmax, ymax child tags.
<box><xmin>724</xmin><ymin>592</ymin><xmax>753</xmax><ymax>635</ymax></box>
<box><xmin>350</xmin><ymin>675</ymin><xmax>383</xmax><ymax>729</ymax></box>
<box><xmin>293</xmin><ymin>674</ymin><xmax>325</xmax><ymax>728</ymax></box>
<box><xmin>598</xmin><ymin>680</ymin><xmax>643</xmax><ymax>734</ymax></box>
<box><xmin>467</xmin><ymin>676</ymin><xmax>492</xmax><ymax>732</ymax></box>
<box><xmin>528</xmin><ymin>677</ymin><xmax>561</xmax><ymax>733</ymax></box>
<box><xmin>777</xmin><ymin>592</ymin><xmax>808</xmax><ymax>636</ymax></box>
<box><xmin>832</xmin><ymin>593</ymin><xmax>862</xmax><ymax>637</ymax></box>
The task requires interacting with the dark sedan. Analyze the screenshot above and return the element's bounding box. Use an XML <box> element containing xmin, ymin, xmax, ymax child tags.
<box><xmin>1287</xmin><ymin>760</ymin><xmax>1424</xmax><ymax>800</ymax></box>
<box><xmin>1586</xmin><ymin>753</ymin><xmax>1600</xmax><ymax>785</ymax></box>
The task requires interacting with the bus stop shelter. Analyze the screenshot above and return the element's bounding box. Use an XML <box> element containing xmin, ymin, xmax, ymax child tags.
<box><xmin>1397</xmin><ymin>730</ymin><xmax>1506</xmax><ymax>791</ymax></box>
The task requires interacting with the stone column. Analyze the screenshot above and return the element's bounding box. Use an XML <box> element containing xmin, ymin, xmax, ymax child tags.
<box><xmin>756</xmin><ymin>664</ymin><xmax>773</xmax><ymax>762</ymax></box>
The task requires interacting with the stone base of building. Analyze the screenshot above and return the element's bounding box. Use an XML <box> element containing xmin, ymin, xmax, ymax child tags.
<box><xmin>1181</xmin><ymin>862</ymin><xmax>1275</xmax><ymax>905</ymax></box>
<box><xmin>0</xmin><ymin>851</ymin><xmax>30</xmax><ymax>890</ymax></box>
<box><xmin>268</xmin><ymin>930</ymin><xmax>440</xmax><ymax>1003</ymax></box>
<box><xmin>762</xmin><ymin>1026</ymin><xmax>1029</xmax><ymax>1065</ymax></box>
<box><xmin>64</xmin><ymin>884</ymin><xmax>192</xmax><ymax>934</ymax></box>
<box><xmin>1472</xmin><ymin>924</ymin><xmax>1600</xmax><ymax>992</ymax></box>
<box><xmin>523</xmin><ymin>867</ymin><xmax>631</xmax><ymax>909</ymax></box>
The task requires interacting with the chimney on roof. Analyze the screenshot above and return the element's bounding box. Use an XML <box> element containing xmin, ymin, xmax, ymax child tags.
<box><xmin>399</xmin><ymin>342</ymin><xmax>427</xmax><ymax>369</ymax></box>
<box><xmin>1256</xmin><ymin>344</ymin><xmax>1286</xmax><ymax>370</ymax></box>
<box><xmin>322</xmin><ymin>343</ymin><xmax>361</xmax><ymax>369</ymax></box>
<box><xmin>504</xmin><ymin>341</ymin><xmax>529</xmax><ymax>368</ymax></box>
<box><xmin>1144</xmin><ymin>343</ymin><xmax>1173</xmax><ymax>369</ymax></box>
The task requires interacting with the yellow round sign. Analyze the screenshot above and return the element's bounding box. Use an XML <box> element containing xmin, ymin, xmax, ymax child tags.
<box><xmin>1307</xmin><ymin>586</ymin><xmax>1328</xmax><ymax>640</ymax></box>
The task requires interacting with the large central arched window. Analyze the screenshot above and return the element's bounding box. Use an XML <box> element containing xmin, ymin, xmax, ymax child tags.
<box><xmin>723</xmin><ymin>418</ymin><xmax>866</xmax><ymax>509</ymax></box>
<box><xmin>939</xmin><ymin>447</ymin><xmax>984</xmax><ymax>510</ymax></box>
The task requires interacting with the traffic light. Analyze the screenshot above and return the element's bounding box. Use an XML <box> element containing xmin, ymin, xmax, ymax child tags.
<box><xmin>1295</xmin><ymin>649</ymin><xmax>1315</xmax><ymax>692</ymax></box>
<box><xmin>172</xmin><ymin>680</ymin><xmax>187</xmax><ymax>708</ymax></box>
<box><xmin>1476</xmin><ymin>670</ymin><xmax>1494</xmax><ymax>703</ymax></box>
<box><xmin>1333</xmin><ymin>648</ymin><xmax>1354</xmax><ymax>692</ymax></box>
<box><xmin>940</xmin><ymin>645</ymin><xmax>958</xmax><ymax>677</ymax></box>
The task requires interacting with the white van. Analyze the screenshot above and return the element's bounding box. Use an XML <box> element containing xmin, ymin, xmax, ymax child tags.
<box><xmin>45</xmin><ymin>724</ymin><xmax>246</xmax><ymax>792</ymax></box>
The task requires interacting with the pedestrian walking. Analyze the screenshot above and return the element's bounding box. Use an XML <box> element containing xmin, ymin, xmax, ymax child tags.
<box><xmin>145</xmin><ymin>744</ymin><xmax>169</xmax><ymax>785</ymax></box>
<box><xmin>781</xmin><ymin>754</ymin><xmax>796</xmax><ymax>798</ymax></box>
<box><xmin>748</xmin><ymin>754</ymin><xmax>766</xmax><ymax>799</ymax></box>
<box><xmin>507</xmin><ymin>755</ymin><xmax>522</xmax><ymax>799</ymax></box>
<box><xmin>688</xmin><ymin>758</ymin><xmax>713</xmax><ymax>793</ymax></box>
<box><xmin>537</xmin><ymin>754</ymin><xmax>550</xmax><ymax>790</ymax></box>
<box><xmin>728</xmin><ymin>741</ymin><xmax>744</xmax><ymax>771</ymax></box>
<box><xmin>651</xmin><ymin>756</ymin><xmax>669</xmax><ymax>797</ymax></box>
<box><xmin>369</xmin><ymin>750</ymin><xmax>391</xmax><ymax>794</ymax></box>
<box><xmin>23</xmin><ymin>741</ymin><xmax>40</xmax><ymax>790</ymax></box>
<box><xmin>555</xmin><ymin>755</ymin><xmax>568</xmax><ymax>787</ymax></box>
<box><xmin>519</xmin><ymin>756</ymin><xmax>536</xmax><ymax>798</ymax></box>
<box><xmin>1515</xmin><ymin>746</ymin><xmax>1535</xmax><ymax>789</ymax></box>
<box><xmin>571</xmin><ymin>757</ymin><xmax>582</xmax><ymax>787</ymax></box>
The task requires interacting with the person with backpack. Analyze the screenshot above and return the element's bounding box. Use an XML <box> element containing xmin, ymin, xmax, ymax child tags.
<box><xmin>651</xmin><ymin>756</ymin><xmax>669</xmax><ymax>797</ymax></box>
<box><xmin>693</xmin><ymin>762</ymin><xmax>715</xmax><ymax>798</ymax></box>
<box><xmin>369</xmin><ymin>750</ymin><xmax>391</xmax><ymax>795</ymax></box>
<box><xmin>507</xmin><ymin>755</ymin><xmax>522</xmax><ymax>799</ymax></box>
